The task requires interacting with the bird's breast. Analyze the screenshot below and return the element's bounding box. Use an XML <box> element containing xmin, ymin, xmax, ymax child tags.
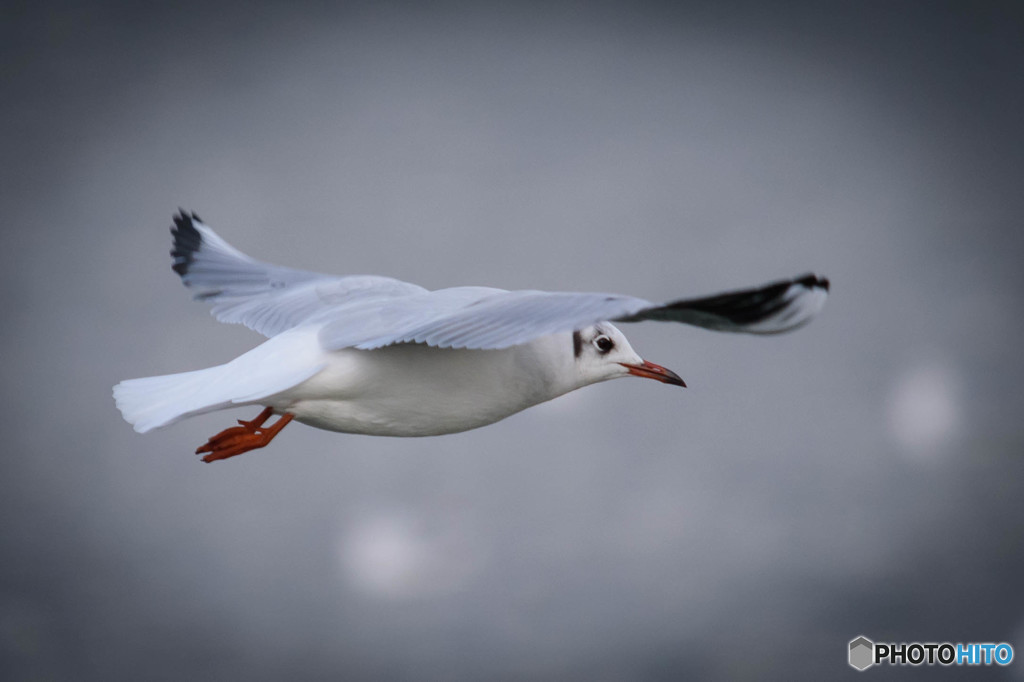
<box><xmin>271</xmin><ymin>338</ymin><xmax>575</xmax><ymax>436</ymax></box>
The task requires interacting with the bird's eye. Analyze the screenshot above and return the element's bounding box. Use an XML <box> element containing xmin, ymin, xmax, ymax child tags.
<box><xmin>593</xmin><ymin>335</ymin><xmax>614</xmax><ymax>353</ymax></box>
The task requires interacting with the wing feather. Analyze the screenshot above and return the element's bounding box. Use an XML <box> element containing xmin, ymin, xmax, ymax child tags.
<box><xmin>320</xmin><ymin>290</ymin><xmax>653</xmax><ymax>350</ymax></box>
<box><xmin>169</xmin><ymin>211</ymin><xmax>426</xmax><ymax>337</ymax></box>
<box><xmin>320</xmin><ymin>275</ymin><xmax>829</xmax><ymax>351</ymax></box>
<box><xmin>620</xmin><ymin>273</ymin><xmax>830</xmax><ymax>333</ymax></box>
<box><xmin>167</xmin><ymin>211</ymin><xmax>827</xmax><ymax>350</ymax></box>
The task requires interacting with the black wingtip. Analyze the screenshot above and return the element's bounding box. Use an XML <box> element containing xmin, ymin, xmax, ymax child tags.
<box><xmin>634</xmin><ymin>272</ymin><xmax>831</xmax><ymax>331</ymax></box>
<box><xmin>170</xmin><ymin>209</ymin><xmax>203</xmax><ymax>278</ymax></box>
<box><xmin>796</xmin><ymin>273</ymin><xmax>830</xmax><ymax>293</ymax></box>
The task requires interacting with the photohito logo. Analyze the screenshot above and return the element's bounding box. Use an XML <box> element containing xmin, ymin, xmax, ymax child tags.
<box><xmin>848</xmin><ymin>635</ymin><xmax>1014</xmax><ymax>670</ymax></box>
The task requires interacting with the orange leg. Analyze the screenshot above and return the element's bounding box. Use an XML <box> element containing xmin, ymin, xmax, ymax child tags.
<box><xmin>195</xmin><ymin>407</ymin><xmax>294</xmax><ymax>463</ymax></box>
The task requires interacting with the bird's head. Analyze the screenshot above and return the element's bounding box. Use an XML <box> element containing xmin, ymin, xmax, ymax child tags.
<box><xmin>571</xmin><ymin>323</ymin><xmax>685</xmax><ymax>388</ymax></box>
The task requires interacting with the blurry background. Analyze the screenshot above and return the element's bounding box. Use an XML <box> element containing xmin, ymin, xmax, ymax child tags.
<box><xmin>2</xmin><ymin>1</ymin><xmax>1023</xmax><ymax>679</ymax></box>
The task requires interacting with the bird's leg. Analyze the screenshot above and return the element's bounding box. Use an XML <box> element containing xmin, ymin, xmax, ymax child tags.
<box><xmin>236</xmin><ymin>406</ymin><xmax>275</xmax><ymax>430</ymax></box>
<box><xmin>195</xmin><ymin>407</ymin><xmax>294</xmax><ymax>463</ymax></box>
<box><xmin>195</xmin><ymin>407</ymin><xmax>274</xmax><ymax>452</ymax></box>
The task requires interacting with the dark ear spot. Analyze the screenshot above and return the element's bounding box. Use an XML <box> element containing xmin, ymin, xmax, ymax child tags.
<box><xmin>572</xmin><ymin>330</ymin><xmax>583</xmax><ymax>358</ymax></box>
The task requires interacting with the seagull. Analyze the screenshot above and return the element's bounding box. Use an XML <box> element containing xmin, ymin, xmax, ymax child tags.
<box><xmin>113</xmin><ymin>211</ymin><xmax>829</xmax><ymax>462</ymax></box>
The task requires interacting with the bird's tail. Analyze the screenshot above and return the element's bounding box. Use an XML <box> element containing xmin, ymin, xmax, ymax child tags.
<box><xmin>114</xmin><ymin>326</ymin><xmax>328</xmax><ymax>434</ymax></box>
<box><xmin>113</xmin><ymin>365</ymin><xmax>236</xmax><ymax>433</ymax></box>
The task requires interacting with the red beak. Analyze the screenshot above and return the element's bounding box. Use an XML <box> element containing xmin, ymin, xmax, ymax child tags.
<box><xmin>620</xmin><ymin>360</ymin><xmax>686</xmax><ymax>387</ymax></box>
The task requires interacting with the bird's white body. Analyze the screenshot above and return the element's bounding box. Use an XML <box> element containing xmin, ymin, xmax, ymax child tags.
<box><xmin>113</xmin><ymin>211</ymin><xmax>827</xmax><ymax>459</ymax></box>
<box><xmin>115</xmin><ymin>323</ymin><xmax>638</xmax><ymax>436</ymax></box>
<box><xmin>270</xmin><ymin>330</ymin><xmax>580</xmax><ymax>436</ymax></box>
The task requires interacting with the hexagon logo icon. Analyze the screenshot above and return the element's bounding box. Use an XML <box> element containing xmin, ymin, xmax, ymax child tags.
<box><xmin>849</xmin><ymin>636</ymin><xmax>874</xmax><ymax>671</ymax></box>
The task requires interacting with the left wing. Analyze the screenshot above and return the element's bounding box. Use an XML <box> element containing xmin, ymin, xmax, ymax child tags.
<box><xmin>170</xmin><ymin>211</ymin><xmax>427</xmax><ymax>337</ymax></box>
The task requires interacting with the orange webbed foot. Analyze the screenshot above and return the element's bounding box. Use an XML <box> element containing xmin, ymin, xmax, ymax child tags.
<box><xmin>195</xmin><ymin>407</ymin><xmax>294</xmax><ymax>463</ymax></box>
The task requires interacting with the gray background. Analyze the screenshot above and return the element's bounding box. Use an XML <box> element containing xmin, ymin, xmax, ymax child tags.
<box><xmin>3</xmin><ymin>1</ymin><xmax>1023</xmax><ymax>679</ymax></box>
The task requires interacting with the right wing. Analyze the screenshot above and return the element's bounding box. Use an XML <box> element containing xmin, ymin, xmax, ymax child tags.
<box><xmin>617</xmin><ymin>273</ymin><xmax>830</xmax><ymax>334</ymax></box>
<box><xmin>318</xmin><ymin>274</ymin><xmax>829</xmax><ymax>351</ymax></box>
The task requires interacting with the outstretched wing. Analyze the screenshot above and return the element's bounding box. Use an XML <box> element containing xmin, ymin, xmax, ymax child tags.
<box><xmin>321</xmin><ymin>289</ymin><xmax>653</xmax><ymax>350</ymax></box>
<box><xmin>319</xmin><ymin>274</ymin><xmax>830</xmax><ymax>351</ymax></box>
<box><xmin>170</xmin><ymin>211</ymin><xmax>426</xmax><ymax>337</ymax></box>
<box><xmin>618</xmin><ymin>273</ymin><xmax>830</xmax><ymax>333</ymax></box>
<box><xmin>168</xmin><ymin>210</ymin><xmax>827</xmax><ymax>349</ymax></box>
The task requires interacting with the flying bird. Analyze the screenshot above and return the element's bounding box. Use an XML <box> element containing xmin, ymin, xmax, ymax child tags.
<box><xmin>113</xmin><ymin>211</ymin><xmax>829</xmax><ymax>462</ymax></box>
